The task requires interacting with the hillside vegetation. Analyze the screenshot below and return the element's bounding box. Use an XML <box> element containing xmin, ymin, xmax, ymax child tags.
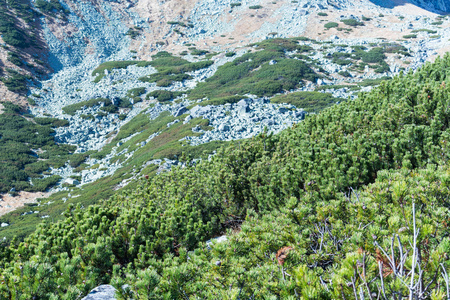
<box><xmin>1</xmin><ymin>55</ymin><xmax>450</xmax><ymax>299</ymax></box>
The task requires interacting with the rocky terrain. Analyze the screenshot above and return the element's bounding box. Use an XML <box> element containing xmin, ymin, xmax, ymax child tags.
<box><xmin>0</xmin><ymin>0</ymin><xmax>450</xmax><ymax>218</ymax></box>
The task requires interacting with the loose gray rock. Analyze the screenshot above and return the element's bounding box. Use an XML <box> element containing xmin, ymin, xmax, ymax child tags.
<box><xmin>190</xmin><ymin>105</ymin><xmax>212</xmax><ymax>118</ymax></box>
<box><xmin>81</xmin><ymin>285</ymin><xmax>116</xmax><ymax>300</ymax></box>
<box><xmin>173</xmin><ymin>106</ymin><xmax>188</xmax><ymax>117</ymax></box>
<box><xmin>218</xmin><ymin>124</ymin><xmax>230</xmax><ymax>131</ymax></box>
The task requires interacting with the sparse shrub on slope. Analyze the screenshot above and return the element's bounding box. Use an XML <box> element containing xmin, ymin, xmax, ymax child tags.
<box><xmin>189</xmin><ymin>38</ymin><xmax>317</xmax><ymax>101</ymax></box>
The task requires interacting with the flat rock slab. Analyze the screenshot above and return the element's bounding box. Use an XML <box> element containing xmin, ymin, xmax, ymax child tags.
<box><xmin>82</xmin><ymin>285</ymin><xmax>116</xmax><ymax>300</ymax></box>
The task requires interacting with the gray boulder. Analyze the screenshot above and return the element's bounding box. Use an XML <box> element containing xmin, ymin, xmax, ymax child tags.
<box><xmin>81</xmin><ymin>285</ymin><xmax>116</xmax><ymax>300</ymax></box>
<box><xmin>190</xmin><ymin>105</ymin><xmax>212</xmax><ymax>118</ymax></box>
<box><xmin>173</xmin><ymin>106</ymin><xmax>188</xmax><ymax>117</ymax></box>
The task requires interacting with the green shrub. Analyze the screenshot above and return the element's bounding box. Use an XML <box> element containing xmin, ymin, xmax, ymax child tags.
<box><xmin>138</xmin><ymin>53</ymin><xmax>213</xmax><ymax>87</ymax></box>
<box><xmin>62</xmin><ymin>98</ymin><xmax>110</xmax><ymax>115</ymax></box>
<box><xmin>32</xmin><ymin>175</ymin><xmax>61</xmax><ymax>192</ymax></box>
<box><xmin>271</xmin><ymin>91</ymin><xmax>341</xmax><ymax>112</ymax></box>
<box><xmin>7</xmin><ymin>51</ymin><xmax>23</xmax><ymax>66</ymax></box>
<box><xmin>127</xmin><ymin>87</ymin><xmax>146</xmax><ymax>99</ymax></box>
<box><xmin>411</xmin><ymin>29</ymin><xmax>437</xmax><ymax>34</ymax></box>
<box><xmin>338</xmin><ymin>70</ymin><xmax>352</xmax><ymax>77</ymax></box>
<box><xmin>190</xmin><ymin>49</ymin><xmax>209</xmax><ymax>56</ymax></box>
<box><xmin>341</xmin><ymin>19</ymin><xmax>364</xmax><ymax>26</ymax></box>
<box><xmin>2</xmin><ymin>55</ymin><xmax>450</xmax><ymax>299</ymax></box>
<box><xmin>147</xmin><ymin>90</ymin><xmax>174</xmax><ymax>102</ymax></box>
<box><xmin>230</xmin><ymin>2</ymin><xmax>241</xmax><ymax>8</ymax></box>
<box><xmin>403</xmin><ymin>34</ymin><xmax>417</xmax><ymax>39</ymax></box>
<box><xmin>324</xmin><ymin>22</ymin><xmax>339</xmax><ymax>29</ymax></box>
<box><xmin>34</xmin><ymin>117</ymin><xmax>69</xmax><ymax>127</ymax></box>
<box><xmin>189</xmin><ymin>39</ymin><xmax>317</xmax><ymax>100</ymax></box>
<box><xmin>360</xmin><ymin>47</ymin><xmax>386</xmax><ymax>63</ymax></box>
<box><xmin>1</xmin><ymin>69</ymin><xmax>30</xmax><ymax>94</ymax></box>
<box><xmin>317</xmin><ymin>12</ymin><xmax>328</xmax><ymax>16</ymax></box>
<box><xmin>249</xmin><ymin>5</ymin><xmax>262</xmax><ymax>9</ymax></box>
<box><xmin>91</xmin><ymin>61</ymin><xmax>150</xmax><ymax>83</ymax></box>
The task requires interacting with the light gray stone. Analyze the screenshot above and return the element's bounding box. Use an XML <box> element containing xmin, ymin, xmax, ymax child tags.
<box><xmin>81</xmin><ymin>285</ymin><xmax>116</xmax><ymax>300</ymax></box>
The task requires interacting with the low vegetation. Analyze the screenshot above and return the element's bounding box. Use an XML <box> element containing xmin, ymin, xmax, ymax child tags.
<box><xmin>92</xmin><ymin>61</ymin><xmax>151</xmax><ymax>83</ymax></box>
<box><xmin>271</xmin><ymin>91</ymin><xmax>343</xmax><ymax>113</ymax></box>
<box><xmin>324</xmin><ymin>22</ymin><xmax>339</xmax><ymax>29</ymax></box>
<box><xmin>0</xmin><ymin>103</ymin><xmax>75</xmax><ymax>193</ymax></box>
<box><xmin>1</xmin><ymin>55</ymin><xmax>450</xmax><ymax>298</ymax></box>
<box><xmin>138</xmin><ymin>51</ymin><xmax>213</xmax><ymax>87</ymax></box>
<box><xmin>341</xmin><ymin>18</ymin><xmax>364</xmax><ymax>26</ymax></box>
<box><xmin>189</xmin><ymin>38</ymin><xmax>317</xmax><ymax>102</ymax></box>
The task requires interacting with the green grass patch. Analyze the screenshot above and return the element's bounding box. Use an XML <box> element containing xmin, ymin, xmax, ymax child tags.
<box><xmin>92</xmin><ymin>61</ymin><xmax>151</xmax><ymax>83</ymax></box>
<box><xmin>138</xmin><ymin>52</ymin><xmax>213</xmax><ymax>87</ymax></box>
<box><xmin>189</xmin><ymin>38</ymin><xmax>317</xmax><ymax>101</ymax></box>
<box><xmin>62</xmin><ymin>98</ymin><xmax>110</xmax><ymax>115</ymax></box>
<box><xmin>270</xmin><ymin>91</ymin><xmax>342</xmax><ymax>113</ymax></box>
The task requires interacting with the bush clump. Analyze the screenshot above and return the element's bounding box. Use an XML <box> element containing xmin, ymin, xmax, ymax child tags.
<box><xmin>324</xmin><ymin>22</ymin><xmax>339</xmax><ymax>29</ymax></box>
<box><xmin>146</xmin><ymin>90</ymin><xmax>175</xmax><ymax>102</ymax></box>
<box><xmin>271</xmin><ymin>91</ymin><xmax>342</xmax><ymax>112</ymax></box>
<box><xmin>2</xmin><ymin>55</ymin><xmax>450</xmax><ymax>298</ymax></box>
<box><xmin>341</xmin><ymin>18</ymin><xmax>364</xmax><ymax>26</ymax></box>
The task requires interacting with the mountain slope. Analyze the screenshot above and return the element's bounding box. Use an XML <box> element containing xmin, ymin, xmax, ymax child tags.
<box><xmin>0</xmin><ymin>52</ymin><xmax>449</xmax><ymax>299</ymax></box>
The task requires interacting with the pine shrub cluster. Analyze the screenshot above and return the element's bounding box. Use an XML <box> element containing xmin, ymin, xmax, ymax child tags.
<box><xmin>1</xmin><ymin>54</ymin><xmax>450</xmax><ymax>299</ymax></box>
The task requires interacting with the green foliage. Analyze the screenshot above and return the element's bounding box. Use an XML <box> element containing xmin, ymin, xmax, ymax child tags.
<box><xmin>190</xmin><ymin>48</ymin><xmax>209</xmax><ymax>56</ymax></box>
<box><xmin>1</xmin><ymin>69</ymin><xmax>30</xmax><ymax>93</ymax></box>
<box><xmin>271</xmin><ymin>91</ymin><xmax>342</xmax><ymax>113</ymax></box>
<box><xmin>249</xmin><ymin>5</ymin><xmax>262</xmax><ymax>9</ymax></box>
<box><xmin>7</xmin><ymin>51</ymin><xmax>23</xmax><ymax>66</ymax></box>
<box><xmin>324</xmin><ymin>22</ymin><xmax>339</xmax><ymax>29</ymax></box>
<box><xmin>139</xmin><ymin>52</ymin><xmax>213</xmax><ymax>87</ymax></box>
<box><xmin>35</xmin><ymin>0</ymin><xmax>69</xmax><ymax>15</ymax></box>
<box><xmin>0</xmin><ymin>103</ymin><xmax>74</xmax><ymax>193</ymax></box>
<box><xmin>146</xmin><ymin>90</ymin><xmax>174</xmax><ymax>102</ymax></box>
<box><xmin>360</xmin><ymin>47</ymin><xmax>386</xmax><ymax>63</ymax></box>
<box><xmin>0</xmin><ymin>10</ymin><xmax>33</xmax><ymax>48</ymax></box>
<box><xmin>411</xmin><ymin>28</ymin><xmax>437</xmax><ymax>34</ymax></box>
<box><xmin>2</xmin><ymin>49</ymin><xmax>450</xmax><ymax>299</ymax></box>
<box><xmin>403</xmin><ymin>34</ymin><xmax>417</xmax><ymax>39</ymax></box>
<box><xmin>317</xmin><ymin>12</ymin><xmax>328</xmax><ymax>16</ymax></box>
<box><xmin>92</xmin><ymin>61</ymin><xmax>150</xmax><ymax>82</ymax></box>
<box><xmin>225</xmin><ymin>51</ymin><xmax>236</xmax><ymax>57</ymax></box>
<box><xmin>230</xmin><ymin>2</ymin><xmax>241</xmax><ymax>8</ymax></box>
<box><xmin>126</xmin><ymin>87</ymin><xmax>146</xmax><ymax>102</ymax></box>
<box><xmin>341</xmin><ymin>18</ymin><xmax>364</xmax><ymax>26</ymax></box>
<box><xmin>34</xmin><ymin>117</ymin><xmax>69</xmax><ymax>127</ymax></box>
<box><xmin>62</xmin><ymin>97</ymin><xmax>114</xmax><ymax>115</ymax></box>
<box><xmin>189</xmin><ymin>38</ymin><xmax>317</xmax><ymax>101</ymax></box>
<box><xmin>338</xmin><ymin>70</ymin><xmax>352</xmax><ymax>77</ymax></box>
<box><xmin>126</xmin><ymin>27</ymin><xmax>141</xmax><ymax>39</ymax></box>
